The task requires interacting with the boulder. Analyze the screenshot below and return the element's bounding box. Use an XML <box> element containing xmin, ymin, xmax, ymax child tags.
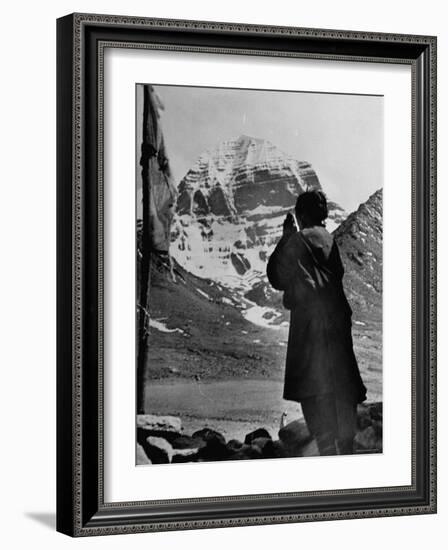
<box><xmin>172</xmin><ymin>453</ymin><xmax>200</xmax><ymax>463</ymax></box>
<box><xmin>143</xmin><ymin>436</ymin><xmax>173</xmax><ymax>464</ymax></box>
<box><xmin>197</xmin><ymin>436</ymin><xmax>230</xmax><ymax>461</ymax></box>
<box><xmin>137</xmin><ymin>414</ymin><xmax>181</xmax><ymax>432</ymax></box>
<box><xmin>368</xmin><ymin>402</ymin><xmax>383</xmax><ymax>421</ymax></box>
<box><xmin>171</xmin><ymin>435</ymin><xmax>206</xmax><ymax>450</ymax></box>
<box><xmin>254</xmin><ymin>439</ymin><xmax>287</xmax><ymax>459</ymax></box>
<box><xmin>278</xmin><ymin>419</ymin><xmax>312</xmax><ymax>449</ymax></box>
<box><xmin>230</xmin><ymin>444</ymin><xmax>263</xmax><ymax>460</ymax></box>
<box><xmin>193</xmin><ymin>428</ymin><xmax>226</xmax><ymax>446</ymax></box>
<box><xmin>136</xmin><ymin>414</ymin><xmax>182</xmax><ymax>444</ymax></box>
<box><xmin>226</xmin><ymin>439</ymin><xmax>244</xmax><ymax>453</ymax></box>
<box><xmin>296</xmin><ymin>438</ymin><xmax>319</xmax><ymax>457</ymax></box>
<box><xmin>357</xmin><ymin>404</ymin><xmax>373</xmax><ymax>430</ymax></box>
<box><xmin>251</xmin><ymin>437</ymin><xmax>272</xmax><ymax>453</ymax></box>
<box><xmin>244</xmin><ymin>428</ymin><xmax>272</xmax><ymax>445</ymax></box>
<box><xmin>354</xmin><ymin>426</ymin><xmax>379</xmax><ymax>452</ymax></box>
<box><xmin>372</xmin><ymin>419</ymin><xmax>383</xmax><ymax>439</ymax></box>
<box><xmin>172</xmin><ymin>447</ymin><xmax>200</xmax><ymax>463</ymax></box>
<box><xmin>136</xmin><ymin>443</ymin><xmax>152</xmax><ymax>465</ymax></box>
<box><xmin>270</xmin><ymin>440</ymin><xmax>288</xmax><ymax>458</ymax></box>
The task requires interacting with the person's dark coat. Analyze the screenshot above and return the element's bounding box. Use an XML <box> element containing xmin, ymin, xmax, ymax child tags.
<box><xmin>267</xmin><ymin>226</ymin><xmax>367</xmax><ymax>404</ymax></box>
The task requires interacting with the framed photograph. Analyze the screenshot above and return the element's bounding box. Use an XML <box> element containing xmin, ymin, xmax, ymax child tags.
<box><xmin>56</xmin><ymin>13</ymin><xmax>437</xmax><ymax>536</ymax></box>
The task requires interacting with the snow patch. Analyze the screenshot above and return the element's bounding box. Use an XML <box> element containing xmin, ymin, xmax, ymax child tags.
<box><xmin>150</xmin><ymin>319</ymin><xmax>185</xmax><ymax>335</ymax></box>
<box><xmin>326</xmin><ymin>218</ymin><xmax>340</xmax><ymax>233</ymax></box>
<box><xmin>243</xmin><ymin>305</ymin><xmax>282</xmax><ymax>329</ymax></box>
<box><xmin>196</xmin><ymin>288</ymin><xmax>211</xmax><ymax>300</ymax></box>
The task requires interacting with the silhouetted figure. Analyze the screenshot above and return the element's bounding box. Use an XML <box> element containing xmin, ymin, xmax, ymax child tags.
<box><xmin>267</xmin><ymin>191</ymin><xmax>367</xmax><ymax>455</ymax></box>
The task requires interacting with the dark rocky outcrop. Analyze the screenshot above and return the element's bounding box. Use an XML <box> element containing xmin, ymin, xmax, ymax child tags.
<box><xmin>334</xmin><ymin>189</ymin><xmax>382</xmax><ymax>320</ymax></box>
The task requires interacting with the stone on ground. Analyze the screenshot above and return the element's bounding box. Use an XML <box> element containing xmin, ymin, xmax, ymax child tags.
<box><xmin>144</xmin><ymin>436</ymin><xmax>174</xmax><ymax>464</ymax></box>
<box><xmin>136</xmin><ymin>443</ymin><xmax>152</xmax><ymax>465</ymax></box>
<box><xmin>137</xmin><ymin>414</ymin><xmax>182</xmax><ymax>444</ymax></box>
<box><xmin>244</xmin><ymin>428</ymin><xmax>272</xmax><ymax>445</ymax></box>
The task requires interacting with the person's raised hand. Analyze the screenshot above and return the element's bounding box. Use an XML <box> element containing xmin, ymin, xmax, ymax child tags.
<box><xmin>283</xmin><ymin>212</ymin><xmax>297</xmax><ymax>237</ymax></box>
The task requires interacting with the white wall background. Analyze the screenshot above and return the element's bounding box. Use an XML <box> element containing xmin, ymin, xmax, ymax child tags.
<box><xmin>0</xmin><ymin>0</ymin><xmax>445</xmax><ymax>547</ymax></box>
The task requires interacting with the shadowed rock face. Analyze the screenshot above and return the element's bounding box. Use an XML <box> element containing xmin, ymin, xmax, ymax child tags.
<box><xmin>334</xmin><ymin>189</ymin><xmax>383</xmax><ymax>320</ymax></box>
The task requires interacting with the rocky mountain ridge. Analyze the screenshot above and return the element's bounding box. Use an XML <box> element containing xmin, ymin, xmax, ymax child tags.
<box><xmin>334</xmin><ymin>188</ymin><xmax>383</xmax><ymax>321</ymax></box>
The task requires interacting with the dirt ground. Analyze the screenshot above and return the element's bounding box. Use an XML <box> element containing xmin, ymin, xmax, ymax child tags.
<box><xmin>144</xmin><ymin>377</ymin><xmax>382</xmax><ymax>442</ymax></box>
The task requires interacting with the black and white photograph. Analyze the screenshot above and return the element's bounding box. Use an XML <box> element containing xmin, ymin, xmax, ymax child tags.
<box><xmin>1</xmin><ymin>0</ymin><xmax>442</xmax><ymax>545</ymax></box>
<box><xmin>136</xmin><ymin>83</ymin><xmax>383</xmax><ymax>464</ymax></box>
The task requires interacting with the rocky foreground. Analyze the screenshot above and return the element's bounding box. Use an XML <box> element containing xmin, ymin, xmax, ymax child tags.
<box><xmin>136</xmin><ymin>402</ymin><xmax>382</xmax><ymax>465</ymax></box>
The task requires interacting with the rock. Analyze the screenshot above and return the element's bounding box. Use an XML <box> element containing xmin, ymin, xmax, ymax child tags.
<box><xmin>194</xmin><ymin>429</ymin><xmax>229</xmax><ymax>461</ymax></box>
<box><xmin>372</xmin><ymin>419</ymin><xmax>383</xmax><ymax>439</ymax></box>
<box><xmin>136</xmin><ymin>414</ymin><xmax>182</xmax><ymax>444</ymax></box>
<box><xmin>368</xmin><ymin>402</ymin><xmax>383</xmax><ymax>421</ymax></box>
<box><xmin>171</xmin><ymin>435</ymin><xmax>206</xmax><ymax>450</ymax></box>
<box><xmin>278</xmin><ymin>419</ymin><xmax>312</xmax><ymax>448</ymax></box>
<box><xmin>136</xmin><ymin>443</ymin><xmax>151</xmax><ymax>465</ymax></box>
<box><xmin>270</xmin><ymin>440</ymin><xmax>288</xmax><ymax>458</ymax></box>
<box><xmin>137</xmin><ymin>414</ymin><xmax>182</xmax><ymax>432</ymax></box>
<box><xmin>244</xmin><ymin>428</ymin><xmax>272</xmax><ymax>445</ymax></box>
<box><xmin>278</xmin><ymin>419</ymin><xmax>314</xmax><ymax>457</ymax></box>
<box><xmin>354</xmin><ymin>426</ymin><xmax>379</xmax><ymax>452</ymax></box>
<box><xmin>172</xmin><ymin>452</ymin><xmax>200</xmax><ymax>463</ymax></box>
<box><xmin>251</xmin><ymin>437</ymin><xmax>272</xmax><ymax>452</ymax></box>
<box><xmin>297</xmin><ymin>438</ymin><xmax>319</xmax><ymax>457</ymax></box>
<box><xmin>198</xmin><ymin>439</ymin><xmax>230</xmax><ymax>461</ymax></box>
<box><xmin>357</xmin><ymin>404</ymin><xmax>373</xmax><ymax>430</ymax></box>
<box><xmin>172</xmin><ymin>447</ymin><xmax>200</xmax><ymax>463</ymax></box>
<box><xmin>143</xmin><ymin>436</ymin><xmax>173</xmax><ymax>464</ymax></box>
<box><xmin>334</xmin><ymin>190</ymin><xmax>382</xmax><ymax>316</ymax></box>
<box><xmin>192</xmin><ymin>428</ymin><xmax>226</xmax><ymax>446</ymax></box>
<box><xmin>226</xmin><ymin>439</ymin><xmax>244</xmax><ymax>453</ymax></box>
<box><xmin>255</xmin><ymin>439</ymin><xmax>287</xmax><ymax>459</ymax></box>
<box><xmin>230</xmin><ymin>444</ymin><xmax>263</xmax><ymax>461</ymax></box>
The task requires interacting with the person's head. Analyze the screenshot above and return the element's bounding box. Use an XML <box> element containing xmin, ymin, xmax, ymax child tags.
<box><xmin>295</xmin><ymin>190</ymin><xmax>328</xmax><ymax>229</ymax></box>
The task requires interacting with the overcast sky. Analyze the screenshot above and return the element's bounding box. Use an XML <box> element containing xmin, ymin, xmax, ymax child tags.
<box><xmin>149</xmin><ymin>84</ymin><xmax>383</xmax><ymax>213</ymax></box>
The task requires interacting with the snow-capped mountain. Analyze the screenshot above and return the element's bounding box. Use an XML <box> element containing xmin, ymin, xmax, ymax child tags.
<box><xmin>171</xmin><ymin>135</ymin><xmax>346</xmax><ymax>314</ymax></box>
<box><xmin>176</xmin><ymin>135</ymin><xmax>321</xmax><ymax>217</ymax></box>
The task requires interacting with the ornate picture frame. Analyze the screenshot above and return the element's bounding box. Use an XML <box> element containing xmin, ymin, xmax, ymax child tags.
<box><xmin>56</xmin><ymin>13</ymin><xmax>437</xmax><ymax>536</ymax></box>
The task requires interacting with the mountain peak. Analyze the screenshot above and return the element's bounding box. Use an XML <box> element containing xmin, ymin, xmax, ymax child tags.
<box><xmin>236</xmin><ymin>134</ymin><xmax>259</xmax><ymax>142</ymax></box>
<box><xmin>177</xmin><ymin>136</ymin><xmax>321</xmax><ymax>217</ymax></box>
